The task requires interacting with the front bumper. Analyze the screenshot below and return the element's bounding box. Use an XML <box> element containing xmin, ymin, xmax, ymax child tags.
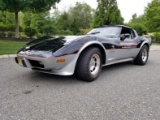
<box><xmin>15</xmin><ymin>54</ymin><xmax>79</xmax><ymax>76</ymax></box>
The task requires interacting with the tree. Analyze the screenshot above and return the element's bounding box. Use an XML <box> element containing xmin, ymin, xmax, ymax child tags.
<box><xmin>127</xmin><ymin>13</ymin><xmax>148</xmax><ymax>35</ymax></box>
<box><xmin>69</xmin><ymin>2</ymin><xmax>94</xmax><ymax>29</ymax></box>
<box><xmin>56</xmin><ymin>11</ymin><xmax>70</xmax><ymax>31</ymax></box>
<box><xmin>144</xmin><ymin>0</ymin><xmax>160</xmax><ymax>41</ymax></box>
<box><xmin>54</xmin><ymin>2</ymin><xmax>94</xmax><ymax>35</ymax></box>
<box><xmin>22</xmin><ymin>12</ymin><xmax>32</xmax><ymax>27</ymax></box>
<box><xmin>0</xmin><ymin>0</ymin><xmax>60</xmax><ymax>38</ymax></box>
<box><xmin>145</xmin><ymin>0</ymin><xmax>160</xmax><ymax>32</ymax></box>
<box><xmin>92</xmin><ymin>0</ymin><xmax>124</xmax><ymax>27</ymax></box>
<box><xmin>21</xmin><ymin>11</ymin><xmax>58</xmax><ymax>36</ymax></box>
<box><xmin>0</xmin><ymin>11</ymin><xmax>14</xmax><ymax>25</ymax></box>
<box><xmin>129</xmin><ymin>23</ymin><xmax>147</xmax><ymax>35</ymax></box>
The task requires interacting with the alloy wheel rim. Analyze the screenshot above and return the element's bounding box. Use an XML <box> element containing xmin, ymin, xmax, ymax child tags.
<box><xmin>89</xmin><ymin>54</ymin><xmax>100</xmax><ymax>76</ymax></box>
<box><xmin>142</xmin><ymin>48</ymin><xmax>148</xmax><ymax>62</ymax></box>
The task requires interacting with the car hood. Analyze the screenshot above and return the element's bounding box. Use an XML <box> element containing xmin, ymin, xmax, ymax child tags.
<box><xmin>21</xmin><ymin>36</ymin><xmax>85</xmax><ymax>52</ymax></box>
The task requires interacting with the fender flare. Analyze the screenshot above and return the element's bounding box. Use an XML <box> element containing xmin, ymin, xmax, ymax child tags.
<box><xmin>78</xmin><ymin>41</ymin><xmax>107</xmax><ymax>64</ymax></box>
<box><xmin>140</xmin><ymin>41</ymin><xmax>150</xmax><ymax>50</ymax></box>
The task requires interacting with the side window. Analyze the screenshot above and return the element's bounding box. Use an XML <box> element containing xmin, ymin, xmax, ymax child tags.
<box><xmin>130</xmin><ymin>30</ymin><xmax>136</xmax><ymax>39</ymax></box>
<box><xmin>120</xmin><ymin>27</ymin><xmax>137</xmax><ymax>40</ymax></box>
<box><xmin>120</xmin><ymin>27</ymin><xmax>131</xmax><ymax>39</ymax></box>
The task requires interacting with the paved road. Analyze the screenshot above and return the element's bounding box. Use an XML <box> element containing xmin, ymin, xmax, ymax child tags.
<box><xmin>0</xmin><ymin>51</ymin><xmax>160</xmax><ymax>120</ymax></box>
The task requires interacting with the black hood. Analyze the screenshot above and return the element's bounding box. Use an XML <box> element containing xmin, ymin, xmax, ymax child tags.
<box><xmin>20</xmin><ymin>36</ymin><xmax>85</xmax><ymax>53</ymax></box>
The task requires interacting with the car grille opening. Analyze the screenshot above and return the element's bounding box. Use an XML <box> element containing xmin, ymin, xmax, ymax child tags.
<box><xmin>29</xmin><ymin>60</ymin><xmax>44</xmax><ymax>68</ymax></box>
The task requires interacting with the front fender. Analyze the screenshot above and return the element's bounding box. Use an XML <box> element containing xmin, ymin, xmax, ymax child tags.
<box><xmin>78</xmin><ymin>41</ymin><xmax>106</xmax><ymax>53</ymax></box>
<box><xmin>77</xmin><ymin>41</ymin><xmax>107</xmax><ymax>65</ymax></box>
<box><xmin>53</xmin><ymin>36</ymin><xmax>98</xmax><ymax>57</ymax></box>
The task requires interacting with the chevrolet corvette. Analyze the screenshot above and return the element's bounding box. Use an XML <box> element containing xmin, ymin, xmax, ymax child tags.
<box><xmin>15</xmin><ymin>25</ymin><xmax>152</xmax><ymax>81</ymax></box>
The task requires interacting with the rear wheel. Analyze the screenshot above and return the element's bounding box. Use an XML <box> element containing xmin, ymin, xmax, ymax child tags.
<box><xmin>134</xmin><ymin>45</ymin><xmax>149</xmax><ymax>65</ymax></box>
<box><xmin>75</xmin><ymin>47</ymin><xmax>102</xmax><ymax>82</ymax></box>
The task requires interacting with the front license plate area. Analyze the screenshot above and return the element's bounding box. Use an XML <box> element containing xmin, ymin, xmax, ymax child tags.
<box><xmin>17</xmin><ymin>58</ymin><xmax>23</xmax><ymax>66</ymax></box>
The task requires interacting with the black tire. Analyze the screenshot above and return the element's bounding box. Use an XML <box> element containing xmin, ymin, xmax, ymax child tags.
<box><xmin>134</xmin><ymin>45</ymin><xmax>149</xmax><ymax>65</ymax></box>
<box><xmin>75</xmin><ymin>47</ymin><xmax>102</xmax><ymax>82</ymax></box>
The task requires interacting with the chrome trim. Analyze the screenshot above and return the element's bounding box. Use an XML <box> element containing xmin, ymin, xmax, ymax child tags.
<box><xmin>103</xmin><ymin>58</ymin><xmax>134</xmax><ymax>66</ymax></box>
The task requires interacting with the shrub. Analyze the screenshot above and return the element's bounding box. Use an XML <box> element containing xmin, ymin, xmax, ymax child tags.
<box><xmin>6</xmin><ymin>24</ymin><xmax>15</xmax><ymax>31</ymax></box>
<box><xmin>36</xmin><ymin>33</ymin><xmax>43</xmax><ymax>38</ymax></box>
<box><xmin>153</xmin><ymin>32</ymin><xmax>160</xmax><ymax>42</ymax></box>
<box><xmin>0</xmin><ymin>24</ymin><xmax>7</xmax><ymax>32</ymax></box>
<box><xmin>20</xmin><ymin>32</ymin><xmax>28</xmax><ymax>38</ymax></box>
<box><xmin>0</xmin><ymin>32</ymin><xmax>6</xmax><ymax>37</ymax></box>
<box><xmin>80</xmin><ymin>29</ymin><xmax>92</xmax><ymax>35</ymax></box>
<box><xmin>7</xmin><ymin>31</ymin><xmax>14</xmax><ymax>37</ymax></box>
<box><xmin>24</xmin><ymin>27</ymin><xmax>37</xmax><ymax>38</ymax></box>
<box><xmin>43</xmin><ymin>26</ymin><xmax>55</xmax><ymax>36</ymax></box>
<box><xmin>57</xmin><ymin>30</ymin><xmax>73</xmax><ymax>35</ymax></box>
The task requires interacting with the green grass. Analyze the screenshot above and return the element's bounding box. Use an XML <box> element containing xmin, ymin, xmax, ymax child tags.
<box><xmin>152</xmin><ymin>43</ymin><xmax>160</xmax><ymax>46</ymax></box>
<box><xmin>0</xmin><ymin>40</ymin><xmax>27</xmax><ymax>55</ymax></box>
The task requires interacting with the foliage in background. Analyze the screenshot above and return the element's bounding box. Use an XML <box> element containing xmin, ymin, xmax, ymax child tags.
<box><xmin>92</xmin><ymin>0</ymin><xmax>124</xmax><ymax>27</ymax></box>
<box><xmin>127</xmin><ymin>14</ymin><xmax>147</xmax><ymax>35</ymax></box>
<box><xmin>145</xmin><ymin>0</ymin><xmax>160</xmax><ymax>32</ymax></box>
<box><xmin>24</xmin><ymin>27</ymin><xmax>37</xmax><ymax>38</ymax></box>
<box><xmin>0</xmin><ymin>0</ymin><xmax>160</xmax><ymax>40</ymax></box>
<box><xmin>0</xmin><ymin>0</ymin><xmax>60</xmax><ymax>38</ymax></box>
<box><xmin>0</xmin><ymin>11</ymin><xmax>14</xmax><ymax>25</ymax></box>
<box><xmin>151</xmin><ymin>32</ymin><xmax>160</xmax><ymax>42</ymax></box>
<box><xmin>145</xmin><ymin>0</ymin><xmax>160</xmax><ymax>41</ymax></box>
<box><xmin>55</xmin><ymin>2</ymin><xmax>94</xmax><ymax>35</ymax></box>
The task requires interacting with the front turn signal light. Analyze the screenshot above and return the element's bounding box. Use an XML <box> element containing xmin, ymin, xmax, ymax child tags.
<box><xmin>57</xmin><ymin>59</ymin><xmax>65</xmax><ymax>63</ymax></box>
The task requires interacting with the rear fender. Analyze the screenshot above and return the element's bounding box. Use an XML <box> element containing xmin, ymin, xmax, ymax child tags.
<box><xmin>139</xmin><ymin>37</ymin><xmax>150</xmax><ymax>49</ymax></box>
<box><xmin>140</xmin><ymin>41</ymin><xmax>150</xmax><ymax>50</ymax></box>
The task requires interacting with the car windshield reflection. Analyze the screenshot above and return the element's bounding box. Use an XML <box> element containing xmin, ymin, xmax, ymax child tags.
<box><xmin>87</xmin><ymin>27</ymin><xmax>121</xmax><ymax>37</ymax></box>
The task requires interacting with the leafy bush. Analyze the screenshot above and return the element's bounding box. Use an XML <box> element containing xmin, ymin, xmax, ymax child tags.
<box><xmin>0</xmin><ymin>24</ymin><xmax>23</xmax><ymax>34</ymax></box>
<box><xmin>20</xmin><ymin>32</ymin><xmax>28</xmax><ymax>38</ymax></box>
<box><xmin>0</xmin><ymin>24</ymin><xmax>7</xmax><ymax>32</ymax></box>
<box><xmin>43</xmin><ymin>26</ymin><xmax>55</xmax><ymax>36</ymax></box>
<box><xmin>36</xmin><ymin>33</ymin><xmax>43</xmax><ymax>38</ymax></box>
<box><xmin>7</xmin><ymin>31</ymin><xmax>14</xmax><ymax>37</ymax></box>
<box><xmin>24</xmin><ymin>27</ymin><xmax>37</xmax><ymax>38</ymax></box>
<box><xmin>6</xmin><ymin>24</ymin><xmax>15</xmax><ymax>31</ymax></box>
<box><xmin>0</xmin><ymin>32</ymin><xmax>6</xmax><ymax>37</ymax></box>
<box><xmin>80</xmin><ymin>29</ymin><xmax>92</xmax><ymax>35</ymax></box>
<box><xmin>152</xmin><ymin>32</ymin><xmax>160</xmax><ymax>42</ymax></box>
<box><xmin>57</xmin><ymin>30</ymin><xmax>73</xmax><ymax>35</ymax></box>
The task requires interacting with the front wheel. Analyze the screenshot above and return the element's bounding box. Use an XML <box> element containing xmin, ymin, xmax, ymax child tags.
<box><xmin>134</xmin><ymin>45</ymin><xmax>149</xmax><ymax>65</ymax></box>
<box><xmin>75</xmin><ymin>47</ymin><xmax>102</xmax><ymax>82</ymax></box>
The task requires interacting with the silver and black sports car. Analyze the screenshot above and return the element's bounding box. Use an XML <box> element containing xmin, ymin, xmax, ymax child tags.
<box><xmin>15</xmin><ymin>25</ymin><xmax>152</xmax><ymax>81</ymax></box>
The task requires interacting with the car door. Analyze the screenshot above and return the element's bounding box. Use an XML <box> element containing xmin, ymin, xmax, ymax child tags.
<box><xmin>116</xmin><ymin>27</ymin><xmax>139</xmax><ymax>60</ymax></box>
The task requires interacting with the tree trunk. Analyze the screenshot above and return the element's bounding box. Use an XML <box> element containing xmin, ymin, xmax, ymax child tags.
<box><xmin>15</xmin><ymin>11</ymin><xmax>19</xmax><ymax>38</ymax></box>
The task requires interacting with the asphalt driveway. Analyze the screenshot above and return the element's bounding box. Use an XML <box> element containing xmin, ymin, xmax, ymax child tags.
<box><xmin>0</xmin><ymin>51</ymin><xmax>160</xmax><ymax>120</ymax></box>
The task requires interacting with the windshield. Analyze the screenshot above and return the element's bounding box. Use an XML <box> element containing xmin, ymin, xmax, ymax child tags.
<box><xmin>87</xmin><ymin>27</ymin><xmax>121</xmax><ymax>37</ymax></box>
